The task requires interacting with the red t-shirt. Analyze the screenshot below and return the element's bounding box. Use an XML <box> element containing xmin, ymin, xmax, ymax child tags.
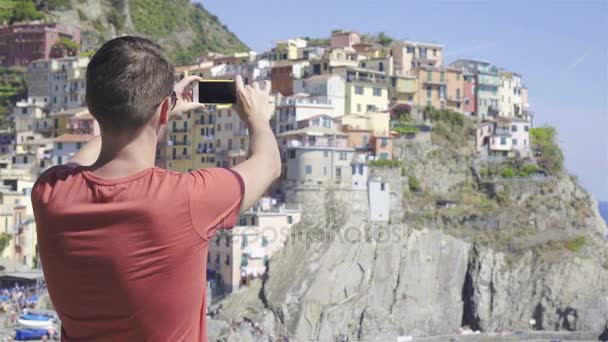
<box><xmin>31</xmin><ymin>164</ymin><xmax>244</xmax><ymax>341</ymax></box>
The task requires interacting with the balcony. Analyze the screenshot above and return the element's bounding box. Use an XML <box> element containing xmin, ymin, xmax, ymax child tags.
<box><xmin>494</xmin><ymin>128</ymin><xmax>512</xmax><ymax>136</ymax></box>
<box><xmin>196</xmin><ymin>148</ymin><xmax>213</xmax><ymax>154</ymax></box>
<box><xmin>168</xmin><ymin>140</ymin><xmax>191</xmax><ymax>146</ymax></box>
<box><xmin>447</xmin><ymin>96</ymin><xmax>462</xmax><ymax>103</ymax></box>
<box><xmin>285</xmin><ymin>139</ymin><xmax>337</xmax><ymax>149</ymax></box>
<box><xmin>170</xmin><ymin>155</ymin><xmax>192</xmax><ymax>160</ymax></box>
<box><xmin>228</xmin><ymin>148</ymin><xmax>247</xmax><ymax>157</ymax></box>
<box><xmin>170</xmin><ymin>127</ymin><xmax>189</xmax><ymax>133</ymax></box>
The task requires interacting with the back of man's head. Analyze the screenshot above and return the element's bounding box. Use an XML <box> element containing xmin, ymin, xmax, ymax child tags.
<box><xmin>86</xmin><ymin>36</ymin><xmax>174</xmax><ymax>133</ymax></box>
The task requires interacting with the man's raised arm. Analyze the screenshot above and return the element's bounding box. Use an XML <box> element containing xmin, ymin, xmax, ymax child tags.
<box><xmin>231</xmin><ymin>75</ymin><xmax>281</xmax><ymax>211</ymax></box>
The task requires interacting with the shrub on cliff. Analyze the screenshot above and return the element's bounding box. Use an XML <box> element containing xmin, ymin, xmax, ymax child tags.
<box><xmin>530</xmin><ymin>126</ymin><xmax>564</xmax><ymax>175</ymax></box>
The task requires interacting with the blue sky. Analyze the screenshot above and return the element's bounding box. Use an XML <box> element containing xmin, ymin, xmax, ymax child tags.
<box><xmin>201</xmin><ymin>0</ymin><xmax>608</xmax><ymax>200</ymax></box>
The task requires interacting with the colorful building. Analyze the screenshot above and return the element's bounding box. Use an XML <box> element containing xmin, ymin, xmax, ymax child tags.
<box><xmin>0</xmin><ymin>22</ymin><xmax>80</xmax><ymax>66</ymax></box>
<box><xmin>391</xmin><ymin>40</ymin><xmax>444</xmax><ymax>75</ymax></box>
<box><xmin>333</xmin><ymin>66</ymin><xmax>389</xmax><ymax>115</ymax></box>
<box><xmin>450</xmin><ymin>59</ymin><xmax>500</xmax><ymax>119</ymax></box>
<box><xmin>498</xmin><ymin>71</ymin><xmax>525</xmax><ymax>117</ymax></box>
<box><xmin>270</xmin><ymin>39</ymin><xmax>307</xmax><ymax>61</ymax></box>
<box><xmin>411</xmin><ymin>66</ymin><xmax>464</xmax><ymax>112</ymax></box>
<box><xmin>463</xmin><ymin>73</ymin><xmax>477</xmax><ymax>116</ymax></box>
<box><xmin>207</xmin><ymin>199</ymin><xmax>301</xmax><ymax>293</ymax></box>
<box><xmin>475</xmin><ymin>116</ymin><xmax>532</xmax><ymax>158</ymax></box>
<box><xmin>330</xmin><ymin>30</ymin><xmax>361</xmax><ymax>49</ymax></box>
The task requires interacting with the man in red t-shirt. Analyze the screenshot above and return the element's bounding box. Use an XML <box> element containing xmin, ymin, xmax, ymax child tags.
<box><xmin>31</xmin><ymin>36</ymin><xmax>280</xmax><ymax>341</ymax></box>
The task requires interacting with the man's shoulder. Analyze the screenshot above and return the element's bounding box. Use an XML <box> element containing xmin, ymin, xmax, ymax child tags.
<box><xmin>35</xmin><ymin>163</ymin><xmax>81</xmax><ymax>184</ymax></box>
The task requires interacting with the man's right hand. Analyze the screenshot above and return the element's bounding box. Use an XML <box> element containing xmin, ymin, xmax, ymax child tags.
<box><xmin>233</xmin><ymin>75</ymin><xmax>271</xmax><ymax>125</ymax></box>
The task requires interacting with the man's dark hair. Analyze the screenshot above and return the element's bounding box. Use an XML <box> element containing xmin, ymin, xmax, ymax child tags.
<box><xmin>86</xmin><ymin>36</ymin><xmax>174</xmax><ymax>132</ymax></box>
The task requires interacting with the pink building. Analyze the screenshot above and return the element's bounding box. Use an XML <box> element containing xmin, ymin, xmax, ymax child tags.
<box><xmin>475</xmin><ymin>117</ymin><xmax>531</xmax><ymax>158</ymax></box>
<box><xmin>0</xmin><ymin>22</ymin><xmax>80</xmax><ymax>66</ymax></box>
<box><xmin>66</xmin><ymin>112</ymin><xmax>100</xmax><ymax>136</ymax></box>
<box><xmin>463</xmin><ymin>74</ymin><xmax>477</xmax><ymax>116</ymax></box>
<box><xmin>330</xmin><ymin>30</ymin><xmax>361</xmax><ymax>49</ymax></box>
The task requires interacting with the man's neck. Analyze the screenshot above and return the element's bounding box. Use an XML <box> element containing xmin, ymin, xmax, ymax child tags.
<box><xmin>90</xmin><ymin>128</ymin><xmax>158</xmax><ymax>179</ymax></box>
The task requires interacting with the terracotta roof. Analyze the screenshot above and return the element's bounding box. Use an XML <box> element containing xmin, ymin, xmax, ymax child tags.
<box><xmin>72</xmin><ymin>111</ymin><xmax>95</xmax><ymax>120</ymax></box>
<box><xmin>54</xmin><ymin>134</ymin><xmax>95</xmax><ymax>143</ymax></box>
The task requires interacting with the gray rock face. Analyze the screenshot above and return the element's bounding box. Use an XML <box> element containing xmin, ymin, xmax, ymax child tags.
<box><xmin>216</xmin><ymin>135</ymin><xmax>608</xmax><ymax>341</ymax></box>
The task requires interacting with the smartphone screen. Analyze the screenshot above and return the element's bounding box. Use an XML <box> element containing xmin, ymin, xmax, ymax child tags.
<box><xmin>197</xmin><ymin>80</ymin><xmax>237</xmax><ymax>104</ymax></box>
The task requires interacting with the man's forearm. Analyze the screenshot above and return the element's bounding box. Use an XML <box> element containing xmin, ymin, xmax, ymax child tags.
<box><xmin>247</xmin><ymin>119</ymin><xmax>280</xmax><ymax>172</ymax></box>
<box><xmin>69</xmin><ymin>135</ymin><xmax>101</xmax><ymax>166</ymax></box>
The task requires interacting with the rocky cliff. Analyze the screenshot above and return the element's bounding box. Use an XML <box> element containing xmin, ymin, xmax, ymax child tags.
<box><xmin>43</xmin><ymin>0</ymin><xmax>248</xmax><ymax>64</ymax></box>
<box><xmin>211</xmin><ymin>117</ymin><xmax>608</xmax><ymax>341</ymax></box>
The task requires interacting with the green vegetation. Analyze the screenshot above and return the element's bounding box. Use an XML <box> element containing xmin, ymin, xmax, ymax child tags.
<box><xmin>129</xmin><ymin>0</ymin><xmax>248</xmax><ymax>64</ymax></box>
<box><xmin>52</xmin><ymin>36</ymin><xmax>80</xmax><ymax>57</ymax></box>
<box><xmin>500</xmin><ymin>167</ymin><xmax>515</xmax><ymax>178</ymax></box>
<box><xmin>530</xmin><ymin>126</ymin><xmax>564</xmax><ymax>175</ymax></box>
<box><xmin>408</xmin><ymin>175</ymin><xmax>421</xmax><ymax>192</ymax></box>
<box><xmin>0</xmin><ymin>233</ymin><xmax>11</xmax><ymax>254</ymax></box>
<box><xmin>0</xmin><ymin>0</ymin><xmax>44</xmax><ymax>23</ymax></box>
<box><xmin>361</xmin><ymin>32</ymin><xmax>395</xmax><ymax>46</ymax></box>
<box><xmin>394</xmin><ymin>125</ymin><xmax>419</xmax><ymax>135</ymax></box>
<box><xmin>369</xmin><ymin>159</ymin><xmax>401</xmax><ymax>167</ymax></box>
<box><xmin>303</xmin><ymin>37</ymin><xmax>330</xmax><ymax>46</ymax></box>
<box><xmin>0</xmin><ymin>67</ymin><xmax>27</xmax><ymax>121</ymax></box>
<box><xmin>426</xmin><ymin>107</ymin><xmax>471</xmax><ymax>148</ymax></box>
<box><xmin>564</xmin><ymin>236</ymin><xmax>585</xmax><ymax>253</ymax></box>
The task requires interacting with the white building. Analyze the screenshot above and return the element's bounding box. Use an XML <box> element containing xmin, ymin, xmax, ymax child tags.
<box><xmin>351</xmin><ymin>154</ymin><xmax>369</xmax><ymax>190</ymax></box>
<box><xmin>27</xmin><ymin>56</ymin><xmax>89</xmax><ymax>113</ymax></box>
<box><xmin>273</xmin><ymin>95</ymin><xmax>336</xmax><ymax>134</ymax></box>
<box><xmin>292</xmin><ymin>74</ymin><xmax>346</xmax><ymax>117</ymax></box>
<box><xmin>51</xmin><ymin>134</ymin><xmax>95</xmax><ymax>165</ymax></box>
<box><xmin>368</xmin><ymin>177</ymin><xmax>390</xmax><ymax>222</ymax></box>
<box><xmin>498</xmin><ymin>71</ymin><xmax>525</xmax><ymax>117</ymax></box>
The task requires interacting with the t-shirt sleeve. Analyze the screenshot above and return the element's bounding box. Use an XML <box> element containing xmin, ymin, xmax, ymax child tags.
<box><xmin>188</xmin><ymin>167</ymin><xmax>245</xmax><ymax>240</ymax></box>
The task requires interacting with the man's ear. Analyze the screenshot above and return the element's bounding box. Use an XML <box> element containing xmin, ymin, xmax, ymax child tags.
<box><xmin>159</xmin><ymin>99</ymin><xmax>169</xmax><ymax>125</ymax></box>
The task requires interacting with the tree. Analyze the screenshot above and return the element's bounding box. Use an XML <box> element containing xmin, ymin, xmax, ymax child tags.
<box><xmin>376</xmin><ymin>32</ymin><xmax>394</xmax><ymax>46</ymax></box>
<box><xmin>10</xmin><ymin>1</ymin><xmax>44</xmax><ymax>24</ymax></box>
<box><xmin>51</xmin><ymin>37</ymin><xmax>80</xmax><ymax>57</ymax></box>
<box><xmin>530</xmin><ymin>126</ymin><xmax>564</xmax><ymax>175</ymax></box>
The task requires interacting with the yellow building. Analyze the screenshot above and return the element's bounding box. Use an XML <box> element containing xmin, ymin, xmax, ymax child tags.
<box><xmin>412</xmin><ymin>66</ymin><xmax>464</xmax><ymax>112</ymax></box>
<box><xmin>389</xmin><ymin>75</ymin><xmax>417</xmax><ymax>103</ymax></box>
<box><xmin>335</xmin><ymin>67</ymin><xmax>389</xmax><ymax>115</ymax></box>
<box><xmin>42</xmin><ymin>107</ymin><xmax>88</xmax><ymax>137</ymax></box>
<box><xmin>271</xmin><ymin>39</ymin><xmax>307</xmax><ymax>61</ymax></box>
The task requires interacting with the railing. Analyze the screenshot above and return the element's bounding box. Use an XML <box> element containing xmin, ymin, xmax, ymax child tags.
<box><xmin>196</xmin><ymin>148</ymin><xmax>212</xmax><ymax>154</ymax></box>
<box><xmin>169</xmin><ymin>140</ymin><xmax>192</xmax><ymax>146</ymax></box>
<box><xmin>494</xmin><ymin>128</ymin><xmax>511</xmax><ymax>135</ymax></box>
<box><xmin>170</xmin><ymin>127</ymin><xmax>189</xmax><ymax>133</ymax></box>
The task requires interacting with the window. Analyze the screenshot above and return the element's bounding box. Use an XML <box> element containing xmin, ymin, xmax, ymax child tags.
<box><xmin>339</xmin><ymin>151</ymin><xmax>347</xmax><ymax>160</ymax></box>
<box><xmin>511</xmin><ymin>125</ymin><xmax>517</xmax><ymax>132</ymax></box>
<box><xmin>512</xmin><ymin>138</ymin><xmax>517</xmax><ymax>146</ymax></box>
<box><xmin>456</xmin><ymin>88</ymin><xmax>461</xmax><ymax>99</ymax></box>
<box><xmin>433</xmin><ymin>49</ymin><xmax>437</xmax><ymax>57</ymax></box>
<box><xmin>289</xmin><ymin>150</ymin><xmax>296</xmax><ymax>159</ymax></box>
<box><xmin>76</xmin><ymin>142</ymin><xmax>82</xmax><ymax>149</ymax></box>
<box><xmin>57</xmin><ymin>142</ymin><xmax>63</xmax><ymax>150</ymax></box>
<box><xmin>380</xmin><ymin>152</ymin><xmax>389</xmax><ymax>160</ymax></box>
<box><xmin>427</xmin><ymin>71</ymin><xmax>432</xmax><ymax>81</ymax></box>
<box><xmin>287</xmin><ymin>216</ymin><xmax>293</xmax><ymax>224</ymax></box>
<box><xmin>500</xmin><ymin>137</ymin><xmax>507</xmax><ymax>145</ymax></box>
<box><xmin>426</xmin><ymin>85</ymin><xmax>432</xmax><ymax>98</ymax></box>
<box><xmin>373</xmin><ymin>87</ymin><xmax>382</xmax><ymax>96</ymax></box>
<box><xmin>355</xmin><ymin>85</ymin><xmax>364</xmax><ymax>94</ymax></box>
<box><xmin>440</xmin><ymin>72</ymin><xmax>445</xmax><ymax>82</ymax></box>
<box><xmin>361</xmin><ymin>62</ymin><xmax>366</xmax><ymax>68</ymax></box>
<box><xmin>323</xmin><ymin>166</ymin><xmax>327</xmax><ymax>175</ymax></box>
<box><xmin>225</xmin><ymin>255</ymin><xmax>230</xmax><ymax>265</ymax></box>
<box><xmin>305</xmin><ymin>165</ymin><xmax>312</xmax><ymax>174</ymax></box>
<box><xmin>323</xmin><ymin>151</ymin><xmax>329</xmax><ymax>158</ymax></box>
<box><xmin>215</xmin><ymin>236</ymin><xmax>220</xmax><ymax>246</ymax></box>
<box><xmin>381</xmin><ymin>182</ymin><xmax>386</xmax><ymax>191</ymax></box>
<box><xmin>456</xmin><ymin>73</ymin><xmax>460</xmax><ymax>80</ymax></box>
<box><xmin>381</xmin><ymin>138</ymin><xmax>388</xmax><ymax>147</ymax></box>
<box><xmin>406</xmin><ymin>46</ymin><xmax>414</xmax><ymax>53</ymax></box>
<box><xmin>379</xmin><ymin>62</ymin><xmax>384</xmax><ymax>72</ymax></box>
<box><xmin>524</xmin><ymin>125</ymin><xmax>529</xmax><ymax>132</ymax></box>
<box><xmin>366</xmin><ymin>105</ymin><xmax>376</xmax><ymax>112</ymax></box>
<box><xmin>242</xmin><ymin>235</ymin><xmax>248</xmax><ymax>248</ymax></box>
<box><xmin>336</xmin><ymin>167</ymin><xmax>342</xmax><ymax>178</ymax></box>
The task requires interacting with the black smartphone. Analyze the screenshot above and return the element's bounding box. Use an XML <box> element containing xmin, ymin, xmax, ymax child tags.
<box><xmin>193</xmin><ymin>80</ymin><xmax>237</xmax><ymax>104</ymax></box>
